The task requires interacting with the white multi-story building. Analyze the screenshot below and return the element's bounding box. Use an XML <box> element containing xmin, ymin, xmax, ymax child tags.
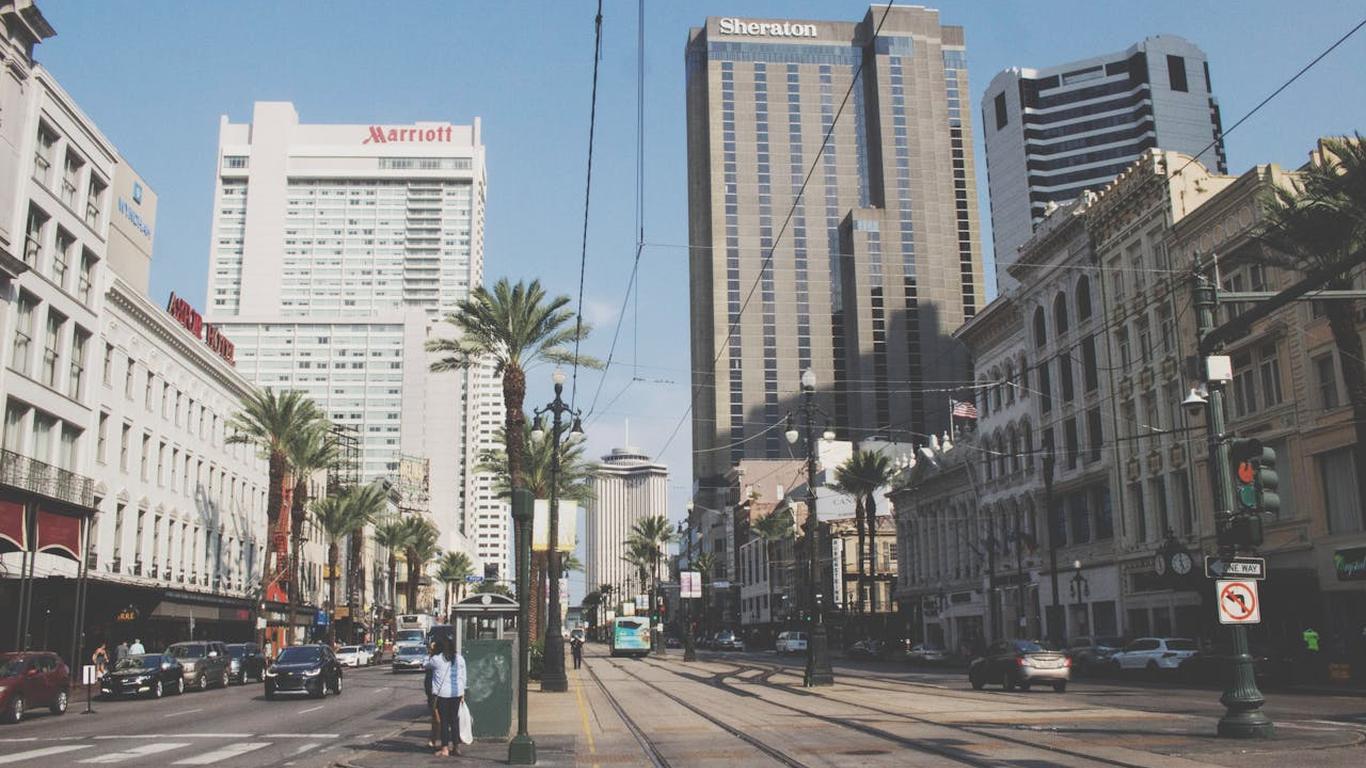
<box><xmin>585</xmin><ymin>448</ymin><xmax>668</xmax><ymax>599</ymax></box>
<box><xmin>983</xmin><ymin>35</ymin><xmax>1227</xmax><ymax>289</ymax></box>
<box><xmin>202</xmin><ymin>102</ymin><xmax>499</xmax><ymax>570</ymax></box>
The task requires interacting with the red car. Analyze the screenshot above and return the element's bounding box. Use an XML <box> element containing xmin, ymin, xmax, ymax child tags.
<box><xmin>0</xmin><ymin>651</ymin><xmax>71</xmax><ymax>723</ymax></box>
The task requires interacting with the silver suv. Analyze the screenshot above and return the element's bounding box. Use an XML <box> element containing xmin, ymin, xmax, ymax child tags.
<box><xmin>167</xmin><ymin>641</ymin><xmax>231</xmax><ymax>691</ymax></box>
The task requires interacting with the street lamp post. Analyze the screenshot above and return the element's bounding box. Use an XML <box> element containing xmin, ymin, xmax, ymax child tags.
<box><xmin>508</xmin><ymin>488</ymin><xmax>536</xmax><ymax>765</ymax></box>
<box><xmin>1069</xmin><ymin>560</ymin><xmax>1089</xmax><ymax>638</ymax></box>
<box><xmin>786</xmin><ymin>368</ymin><xmax>834</xmax><ymax>687</ymax></box>
<box><xmin>531</xmin><ymin>368</ymin><xmax>583</xmax><ymax>694</ymax></box>
<box><xmin>680</xmin><ymin>510</ymin><xmax>697</xmax><ymax>662</ymax></box>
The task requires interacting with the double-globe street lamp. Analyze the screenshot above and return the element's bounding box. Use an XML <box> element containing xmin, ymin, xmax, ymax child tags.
<box><xmin>784</xmin><ymin>368</ymin><xmax>834</xmax><ymax>687</ymax></box>
<box><xmin>678</xmin><ymin>516</ymin><xmax>697</xmax><ymax>662</ymax></box>
<box><xmin>531</xmin><ymin>368</ymin><xmax>584</xmax><ymax>694</ymax></box>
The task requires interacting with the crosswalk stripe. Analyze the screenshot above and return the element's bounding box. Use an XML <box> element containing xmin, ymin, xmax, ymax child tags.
<box><xmin>79</xmin><ymin>742</ymin><xmax>190</xmax><ymax>764</ymax></box>
<box><xmin>290</xmin><ymin>742</ymin><xmax>320</xmax><ymax>756</ymax></box>
<box><xmin>172</xmin><ymin>742</ymin><xmax>270</xmax><ymax>765</ymax></box>
<box><xmin>0</xmin><ymin>745</ymin><xmax>94</xmax><ymax>764</ymax></box>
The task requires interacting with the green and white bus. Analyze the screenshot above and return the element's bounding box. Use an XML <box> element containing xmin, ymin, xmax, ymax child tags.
<box><xmin>609</xmin><ymin>616</ymin><xmax>650</xmax><ymax>657</ymax></box>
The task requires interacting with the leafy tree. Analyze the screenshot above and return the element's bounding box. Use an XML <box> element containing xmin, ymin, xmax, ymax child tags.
<box><xmin>428</xmin><ymin>278</ymin><xmax>599</xmax><ymax>641</ymax></box>
<box><xmin>226</xmin><ymin>388</ymin><xmax>326</xmax><ymax>644</ymax></box>
<box><xmin>1256</xmin><ymin>136</ymin><xmax>1366</xmax><ymax>516</ymax></box>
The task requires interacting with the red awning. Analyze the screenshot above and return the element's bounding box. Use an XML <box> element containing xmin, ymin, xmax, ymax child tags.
<box><xmin>34</xmin><ymin>506</ymin><xmax>82</xmax><ymax>561</ymax></box>
<box><xmin>0</xmin><ymin>499</ymin><xmax>25</xmax><ymax>554</ymax></box>
<box><xmin>265</xmin><ymin>581</ymin><xmax>288</xmax><ymax>603</ymax></box>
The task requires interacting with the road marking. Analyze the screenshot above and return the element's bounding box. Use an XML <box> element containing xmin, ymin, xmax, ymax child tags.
<box><xmin>290</xmin><ymin>742</ymin><xmax>320</xmax><ymax>756</ymax></box>
<box><xmin>79</xmin><ymin>742</ymin><xmax>191</xmax><ymax>763</ymax></box>
<box><xmin>296</xmin><ymin>705</ymin><xmax>325</xmax><ymax>714</ymax></box>
<box><xmin>163</xmin><ymin>708</ymin><xmax>203</xmax><ymax>718</ymax></box>
<box><xmin>261</xmin><ymin>734</ymin><xmax>338</xmax><ymax>738</ymax></box>
<box><xmin>570</xmin><ymin>668</ymin><xmax>597</xmax><ymax>760</ymax></box>
<box><xmin>172</xmin><ymin>742</ymin><xmax>270</xmax><ymax>765</ymax></box>
<box><xmin>0</xmin><ymin>738</ymin><xmax>37</xmax><ymax>743</ymax></box>
<box><xmin>94</xmin><ymin>733</ymin><xmax>251</xmax><ymax>739</ymax></box>
<box><xmin>0</xmin><ymin>745</ymin><xmax>94</xmax><ymax>764</ymax></box>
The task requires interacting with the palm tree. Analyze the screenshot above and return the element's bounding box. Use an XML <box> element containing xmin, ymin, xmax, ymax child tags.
<box><xmin>341</xmin><ymin>482</ymin><xmax>390</xmax><ymax>638</ymax></box>
<box><xmin>752</xmin><ymin>509</ymin><xmax>795</xmax><ymax>635</ymax></box>
<box><xmin>628</xmin><ymin>515</ymin><xmax>675</xmax><ymax>651</ymax></box>
<box><xmin>559</xmin><ymin>553</ymin><xmax>583</xmax><ymax>579</ymax></box>
<box><xmin>834</xmin><ymin>450</ymin><xmax>895</xmax><ymax>624</ymax></box>
<box><xmin>399</xmin><ymin>516</ymin><xmax>441</xmax><ymax>611</ymax></box>
<box><xmin>226</xmin><ymin>388</ymin><xmax>325</xmax><ymax>643</ymax></box>
<box><xmin>1256</xmin><ymin>136</ymin><xmax>1366</xmax><ymax>515</ymax></box>
<box><xmin>693</xmin><ymin>552</ymin><xmax>718</xmax><ymax>639</ymax></box>
<box><xmin>373</xmin><ymin>516</ymin><xmax>411</xmax><ymax>622</ymax></box>
<box><xmin>475</xmin><ymin>420</ymin><xmax>595</xmax><ymax>639</ymax></box>
<box><xmin>436</xmin><ymin>551</ymin><xmax>475</xmax><ymax>620</ymax></box>
<box><xmin>284</xmin><ymin>423</ymin><xmax>337</xmax><ymax>632</ymax></box>
<box><xmin>829</xmin><ymin>473</ymin><xmax>866</xmax><ymax>616</ymax></box>
<box><xmin>311</xmin><ymin>486</ymin><xmax>379</xmax><ymax>645</ymax></box>
<box><xmin>428</xmin><ymin>279</ymin><xmax>600</xmax><ymax>641</ymax></box>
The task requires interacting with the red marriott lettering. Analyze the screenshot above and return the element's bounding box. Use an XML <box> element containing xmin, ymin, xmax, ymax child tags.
<box><xmin>363</xmin><ymin>125</ymin><xmax>453</xmax><ymax>144</ymax></box>
<box><xmin>166</xmin><ymin>292</ymin><xmax>236</xmax><ymax>366</ymax></box>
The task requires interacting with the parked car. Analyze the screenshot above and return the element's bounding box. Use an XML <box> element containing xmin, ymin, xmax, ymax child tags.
<box><xmin>775</xmin><ymin>631</ymin><xmax>808</xmax><ymax>654</ymax></box>
<box><xmin>664</xmin><ymin>636</ymin><xmax>682</xmax><ymax>649</ymax></box>
<box><xmin>1108</xmin><ymin>637</ymin><xmax>1199</xmax><ymax>675</ymax></box>
<box><xmin>264</xmin><ymin>644</ymin><xmax>343</xmax><ymax>699</ymax></box>
<box><xmin>392</xmin><ymin>643</ymin><xmax>427</xmax><ymax>673</ymax></box>
<box><xmin>713</xmin><ymin>631</ymin><xmax>745</xmax><ymax>651</ymax></box>
<box><xmin>335</xmin><ymin>645</ymin><xmax>371</xmax><ymax>667</ymax></box>
<box><xmin>98</xmin><ymin>653</ymin><xmax>185</xmax><ymax>699</ymax></box>
<box><xmin>225</xmin><ymin>643</ymin><xmax>266</xmax><ymax>684</ymax></box>
<box><xmin>167</xmin><ymin>641</ymin><xmax>231</xmax><ymax>691</ymax></box>
<box><xmin>1065</xmin><ymin>636</ymin><xmax>1125</xmax><ymax>675</ymax></box>
<box><xmin>1177</xmin><ymin>642</ymin><xmax>1292</xmax><ymax>687</ymax></box>
<box><xmin>0</xmin><ymin>651</ymin><xmax>71</xmax><ymax>723</ymax></box>
<box><xmin>906</xmin><ymin>643</ymin><xmax>949</xmax><ymax>664</ymax></box>
<box><xmin>361</xmin><ymin>643</ymin><xmax>380</xmax><ymax>665</ymax></box>
<box><xmin>847</xmin><ymin>639</ymin><xmax>885</xmax><ymax>659</ymax></box>
<box><xmin>968</xmin><ymin>639</ymin><xmax>1071</xmax><ymax>692</ymax></box>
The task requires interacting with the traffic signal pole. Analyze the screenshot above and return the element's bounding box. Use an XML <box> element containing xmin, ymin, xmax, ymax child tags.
<box><xmin>1193</xmin><ymin>277</ymin><xmax>1274</xmax><ymax>739</ymax></box>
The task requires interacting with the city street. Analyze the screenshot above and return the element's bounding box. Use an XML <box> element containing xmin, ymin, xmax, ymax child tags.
<box><xmin>2</xmin><ymin>645</ymin><xmax>1363</xmax><ymax>766</ymax></box>
<box><xmin>0</xmin><ymin>665</ymin><xmax>426</xmax><ymax>768</ymax></box>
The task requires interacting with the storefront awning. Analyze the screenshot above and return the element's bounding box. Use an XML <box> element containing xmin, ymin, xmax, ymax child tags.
<box><xmin>0</xmin><ymin>499</ymin><xmax>24</xmax><ymax>555</ymax></box>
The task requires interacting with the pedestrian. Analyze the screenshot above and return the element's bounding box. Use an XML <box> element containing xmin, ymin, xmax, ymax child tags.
<box><xmin>424</xmin><ymin>639</ymin><xmax>441</xmax><ymax>750</ymax></box>
<box><xmin>424</xmin><ymin>636</ymin><xmax>466</xmax><ymax>757</ymax></box>
<box><xmin>571</xmin><ymin>636</ymin><xmax>584</xmax><ymax>669</ymax></box>
<box><xmin>114</xmin><ymin>639</ymin><xmax>128</xmax><ymax>665</ymax></box>
<box><xmin>128</xmin><ymin>637</ymin><xmax>145</xmax><ymax>655</ymax></box>
<box><xmin>91</xmin><ymin>643</ymin><xmax>109</xmax><ymax>676</ymax></box>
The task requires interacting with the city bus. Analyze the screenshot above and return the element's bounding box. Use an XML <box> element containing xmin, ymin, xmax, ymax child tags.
<box><xmin>610</xmin><ymin>616</ymin><xmax>651</xmax><ymax>657</ymax></box>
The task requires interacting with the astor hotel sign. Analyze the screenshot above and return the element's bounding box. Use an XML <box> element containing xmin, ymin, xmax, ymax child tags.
<box><xmin>717</xmin><ymin>18</ymin><xmax>818</xmax><ymax>38</ymax></box>
<box><xmin>363</xmin><ymin>125</ymin><xmax>454</xmax><ymax>144</ymax></box>
<box><xmin>167</xmin><ymin>293</ymin><xmax>235</xmax><ymax>365</ymax></box>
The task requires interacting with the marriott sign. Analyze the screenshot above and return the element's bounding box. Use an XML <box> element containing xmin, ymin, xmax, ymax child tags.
<box><xmin>717</xmin><ymin>18</ymin><xmax>818</xmax><ymax>38</ymax></box>
<box><xmin>363</xmin><ymin>125</ymin><xmax>454</xmax><ymax>145</ymax></box>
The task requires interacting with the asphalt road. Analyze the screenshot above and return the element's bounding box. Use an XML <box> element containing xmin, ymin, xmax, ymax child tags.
<box><xmin>0</xmin><ymin>663</ymin><xmax>428</xmax><ymax>768</ymax></box>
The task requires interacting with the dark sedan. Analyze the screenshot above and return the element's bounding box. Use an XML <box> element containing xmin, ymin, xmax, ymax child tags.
<box><xmin>99</xmin><ymin>654</ymin><xmax>186</xmax><ymax>699</ymax></box>
<box><xmin>969</xmin><ymin>639</ymin><xmax>1071</xmax><ymax>692</ymax></box>
<box><xmin>226</xmin><ymin>643</ymin><xmax>267</xmax><ymax>684</ymax></box>
<box><xmin>264</xmin><ymin>645</ymin><xmax>342</xmax><ymax>700</ymax></box>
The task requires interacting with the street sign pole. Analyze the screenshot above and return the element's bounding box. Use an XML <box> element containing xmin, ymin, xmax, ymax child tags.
<box><xmin>1194</xmin><ymin>277</ymin><xmax>1273</xmax><ymax>739</ymax></box>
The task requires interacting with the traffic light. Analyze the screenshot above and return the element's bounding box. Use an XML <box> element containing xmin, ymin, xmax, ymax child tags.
<box><xmin>1222</xmin><ymin>438</ymin><xmax>1265</xmax><ymax>548</ymax></box>
<box><xmin>1255</xmin><ymin>445</ymin><xmax>1279</xmax><ymax>517</ymax></box>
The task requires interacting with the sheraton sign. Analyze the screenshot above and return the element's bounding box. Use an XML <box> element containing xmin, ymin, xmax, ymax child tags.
<box><xmin>167</xmin><ymin>293</ymin><xmax>235</xmax><ymax>365</ymax></box>
<box><xmin>717</xmin><ymin>18</ymin><xmax>818</xmax><ymax>38</ymax></box>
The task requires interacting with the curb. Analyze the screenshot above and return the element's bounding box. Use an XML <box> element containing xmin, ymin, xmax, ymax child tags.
<box><xmin>332</xmin><ymin>716</ymin><xmax>427</xmax><ymax>768</ymax></box>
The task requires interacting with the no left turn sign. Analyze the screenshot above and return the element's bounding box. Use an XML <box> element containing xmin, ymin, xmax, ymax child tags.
<box><xmin>1216</xmin><ymin>579</ymin><xmax>1261</xmax><ymax>624</ymax></box>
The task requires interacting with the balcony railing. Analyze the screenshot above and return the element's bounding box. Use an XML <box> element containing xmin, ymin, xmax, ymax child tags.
<box><xmin>0</xmin><ymin>449</ymin><xmax>95</xmax><ymax>509</ymax></box>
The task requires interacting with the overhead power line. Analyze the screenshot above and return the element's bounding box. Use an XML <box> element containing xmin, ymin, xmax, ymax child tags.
<box><xmin>569</xmin><ymin>0</ymin><xmax>604</xmax><ymax>410</ymax></box>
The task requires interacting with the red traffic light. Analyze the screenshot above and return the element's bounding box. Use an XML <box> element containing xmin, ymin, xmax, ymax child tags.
<box><xmin>1237</xmin><ymin>461</ymin><xmax>1255</xmax><ymax>484</ymax></box>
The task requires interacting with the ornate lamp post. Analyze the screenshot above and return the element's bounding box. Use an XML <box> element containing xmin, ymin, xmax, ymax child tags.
<box><xmin>679</xmin><ymin>511</ymin><xmax>697</xmax><ymax>662</ymax></box>
<box><xmin>531</xmin><ymin>369</ymin><xmax>583</xmax><ymax>694</ymax></box>
<box><xmin>1069</xmin><ymin>560</ymin><xmax>1090</xmax><ymax>638</ymax></box>
<box><xmin>785</xmin><ymin>368</ymin><xmax>834</xmax><ymax>686</ymax></box>
<box><xmin>508</xmin><ymin>488</ymin><xmax>536</xmax><ymax>765</ymax></box>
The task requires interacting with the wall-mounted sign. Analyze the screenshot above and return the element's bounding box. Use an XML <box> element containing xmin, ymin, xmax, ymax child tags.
<box><xmin>115</xmin><ymin>605</ymin><xmax>138</xmax><ymax>622</ymax></box>
<box><xmin>1333</xmin><ymin>546</ymin><xmax>1366</xmax><ymax>581</ymax></box>
<box><xmin>717</xmin><ymin>18</ymin><xmax>818</xmax><ymax>38</ymax></box>
<box><xmin>363</xmin><ymin>125</ymin><xmax>453</xmax><ymax>145</ymax></box>
<box><xmin>167</xmin><ymin>292</ymin><xmax>236</xmax><ymax>365</ymax></box>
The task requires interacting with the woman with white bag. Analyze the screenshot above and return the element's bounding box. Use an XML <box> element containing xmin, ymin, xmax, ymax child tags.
<box><xmin>424</xmin><ymin>637</ymin><xmax>466</xmax><ymax>757</ymax></box>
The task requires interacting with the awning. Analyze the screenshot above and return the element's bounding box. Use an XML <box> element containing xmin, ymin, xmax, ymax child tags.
<box><xmin>0</xmin><ymin>499</ymin><xmax>24</xmax><ymax>554</ymax></box>
<box><xmin>34</xmin><ymin>506</ymin><xmax>82</xmax><ymax>561</ymax></box>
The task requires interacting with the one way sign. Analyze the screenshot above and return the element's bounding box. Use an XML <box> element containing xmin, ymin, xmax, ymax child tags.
<box><xmin>1205</xmin><ymin>555</ymin><xmax>1266</xmax><ymax>580</ymax></box>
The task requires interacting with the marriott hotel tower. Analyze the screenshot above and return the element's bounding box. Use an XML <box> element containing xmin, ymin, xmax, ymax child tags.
<box><xmin>686</xmin><ymin>7</ymin><xmax>986</xmax><ymax>483</ymax></box>
<box><xmin>203</xmin><ymin>102</ymin><xmax>506</xmax><ymax>575</ymax></box>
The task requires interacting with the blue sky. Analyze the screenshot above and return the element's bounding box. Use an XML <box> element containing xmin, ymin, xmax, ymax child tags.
<box><xmin>35</xmin><ymin>1</ymin><xmax>1366</xmax><ymax>597</ymax></box>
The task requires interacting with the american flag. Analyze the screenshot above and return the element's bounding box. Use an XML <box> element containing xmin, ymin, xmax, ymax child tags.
<box><xmin>950</xmin><ymin>399</ymin><xmax>978</xmax><ymax>420</ymax></box>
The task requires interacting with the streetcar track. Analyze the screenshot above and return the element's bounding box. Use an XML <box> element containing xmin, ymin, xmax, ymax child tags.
<box><xmin>583</xmin><ymin>657</ymin><xmax>674</xmax><ymax>768</ymax></box>
<box><xmin>638</xmin><ymin>656</ymin><xmax>1161</xmax><ymax>768</ymax></box>
<box><xmin>595</xmin><ymin>657</ymin><xmax>812</xmax><ymax>768</ymax></box>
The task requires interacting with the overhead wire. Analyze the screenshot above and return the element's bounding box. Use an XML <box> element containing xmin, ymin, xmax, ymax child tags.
<box><xmin>569</xmin><ymin>0</ymin><xmax>604</xmax><ymax>410</ymax></box>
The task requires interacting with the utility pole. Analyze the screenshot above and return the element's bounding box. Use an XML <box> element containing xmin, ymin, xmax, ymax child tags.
<box><xmin>1193</xmin><ymin>275</ymin><xmax>1273</xmax><ymax>739</ymax></box>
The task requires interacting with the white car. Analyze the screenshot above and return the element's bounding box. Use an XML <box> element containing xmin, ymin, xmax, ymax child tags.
<box><xmin>335</xmin><ymin>645</ymin><xmax>371</xmax><ymax>667</ymax></box>
<box><xmin>1109</xmin><ymin>637</ymin><xmax>1199</xmax><ymax>673</ymax></box>
<box><xmin>907</xmin><ymin>643</ymin><xmax>948</xmax><ymax>663</ymax></box>
<box><xmin>775</xmin><ymin>631</ymin><xmax>808</xmax><ymax>654</ymax></box>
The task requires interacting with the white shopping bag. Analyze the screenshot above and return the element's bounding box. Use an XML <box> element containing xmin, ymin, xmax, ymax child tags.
<box><xmin>458</xmin><ymin>698</ymin><xmax>474</xmax><ymax>745</ymax></box>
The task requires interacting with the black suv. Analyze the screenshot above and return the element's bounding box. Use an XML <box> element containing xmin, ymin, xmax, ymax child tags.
<box><xmin>265</xmin><ymin>645</ymin><xmax>343</xmax><ymax>700</ymax></box>
<box><xmin>225</xmin><ymin>643</ymin><xmax>267</xmax><ymax>684</ymax></box>
<box><xmin>166</xmin><ymin>641</ymin><xmax>231</xmax><ymax>691</ymax></box>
